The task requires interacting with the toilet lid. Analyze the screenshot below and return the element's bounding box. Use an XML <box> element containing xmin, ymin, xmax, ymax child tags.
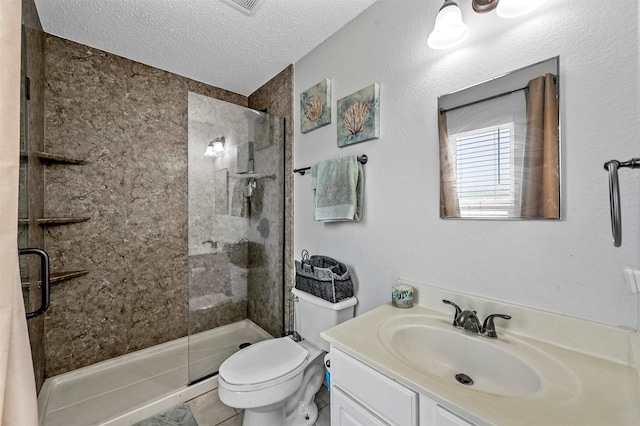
<box><xmin>219</xmin><ymin>337</ymin><xmax>308</xmax><ymax>386</ymax></box>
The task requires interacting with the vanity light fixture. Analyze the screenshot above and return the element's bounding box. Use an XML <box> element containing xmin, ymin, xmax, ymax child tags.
<box><xmin>429</xmin><ymin>0</ymin><xmax>545</xmax><ymax>50</ymax></box>
<box><xmin>427</xmin><ymin>0</ymin><xmax>469</xmax><ymax>50</ymax></box>
<box><xmin>204</xmin><ymin>136</ymin><xmax>225</xmax><ymax>157</ymax></box>
<box><xmin>471</xmin><ymin>0</ymin><xmax>498</xmax><ymax>14</ymax></box>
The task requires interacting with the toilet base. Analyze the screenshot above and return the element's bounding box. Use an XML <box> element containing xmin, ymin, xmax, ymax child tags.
<box><xmin>284</xmin><ymin>363</ymin><xmax>324</xmax><ymax>426</ymax></box>
<box><xmin>286</xmin><ymin>401</ymin><xmax>318</xmax><ymax>426</ymax></box>
<box><xmin>243</xmin><ymin>401</ymin><xmax>318</xmax><ymax>426</ymax></box>
<box><xmin>243</xmin><ymin>404</ymin><xmax>287</xmax><ymax>426</ymax></box>
<box><xmin>234</xmin><ymin>362</ymin><xmax>324</xmax><ymax>426</ymax></box>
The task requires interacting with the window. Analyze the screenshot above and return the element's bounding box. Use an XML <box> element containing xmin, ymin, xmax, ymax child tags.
<box><xmin>452</xmin><ymin>123</ymin><xmax>516</xmax><ymax>217</ymax></box>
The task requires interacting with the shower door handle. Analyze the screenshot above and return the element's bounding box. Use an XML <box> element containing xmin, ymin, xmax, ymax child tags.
<box><xmin>19</xmin><ymin>248</ymin><xmax>51</xmax><ymax>319</ymax></box>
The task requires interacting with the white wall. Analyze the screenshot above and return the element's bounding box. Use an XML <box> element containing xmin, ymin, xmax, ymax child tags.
<box><xmin>294</xmin><ymin>0</ymin><xmax>640</xmax><ymax>329</ymax></box>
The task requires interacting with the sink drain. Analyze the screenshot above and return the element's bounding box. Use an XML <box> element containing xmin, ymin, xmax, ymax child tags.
<box><xmin>455</xmin><ymin>373</ymin><xmax>474</xmax><ymax>386</ymax></box>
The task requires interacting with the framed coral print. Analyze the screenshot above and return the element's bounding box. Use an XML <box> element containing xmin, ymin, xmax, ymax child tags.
<box><xmin>337</xmin><ymin>83</ymin><xmax>380</xmax><ymax>147</ymax></box>
<box><xmin>300</xmin><ymin>79</ymin><xmax>331</xmax><ymax>133</ymax></box>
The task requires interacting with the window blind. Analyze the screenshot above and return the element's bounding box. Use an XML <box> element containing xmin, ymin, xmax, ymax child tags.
<box><xmin>454</xmin><ymin>124</ymin><xmax>514</xmax><ymax>217</ymax></box>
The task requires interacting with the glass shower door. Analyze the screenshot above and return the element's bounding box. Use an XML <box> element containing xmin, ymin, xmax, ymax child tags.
<box><xmin>187</xmin><ymin>93</ymin><xmax>285</xmax><ymax>384</ymax></box>
<box><xmin>19</xmin><ymin>20</ymin><xmax>48</xmax><ymax>392</ymax></box>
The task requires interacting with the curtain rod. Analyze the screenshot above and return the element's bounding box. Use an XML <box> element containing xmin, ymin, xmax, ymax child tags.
<box><xmin>294</xmin><ymin>155</ymin><xmax>368</xmax><ymax>176</ymax></box>
<box><xmin>440</xmin><ymin>75</ymin><xmax>557</xmax><ymax>115</ymax></box>
<box><xmin>440</xmin><ymin>86</ymin><xmax>527</xmax><ymax>114</ymax></box>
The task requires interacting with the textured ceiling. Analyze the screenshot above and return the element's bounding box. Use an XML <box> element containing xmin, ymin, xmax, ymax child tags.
<box><xmin>34</xmin><ymin>0</ymin><xmax>378</xmax><ymax>96</ymax></box>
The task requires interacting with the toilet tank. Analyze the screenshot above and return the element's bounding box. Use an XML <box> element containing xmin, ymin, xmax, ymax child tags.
<box><xmin>292</xmin><ymin>288</ymin><xmax>357</xmax><ymax>352</ymax></box>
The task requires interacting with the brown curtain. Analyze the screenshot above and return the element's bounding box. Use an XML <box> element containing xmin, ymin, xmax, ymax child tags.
<box><xmin>0</xmin><ymin>0</ymin><xmax>39</xmax><ymax>424</ymax></box>
<box><xmin>520</xmin><ymin>73</ymin><xmax>559</xmax><ymax>218</ymax></box>
<box><xmin>439</xmin><ymin>109</ymin><xmax>460</xmax><ymax>218</ymax></box>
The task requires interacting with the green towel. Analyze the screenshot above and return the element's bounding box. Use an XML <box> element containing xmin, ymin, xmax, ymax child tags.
<box><xmin>311</xmin><ymin>155</ymin><xmax>363</xmax><ymax>222</ymax></box>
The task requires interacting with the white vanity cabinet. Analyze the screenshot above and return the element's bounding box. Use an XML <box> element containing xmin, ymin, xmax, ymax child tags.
<box><xmin>331</xmin><ymin>387</ymin><xmax>390</xmax><ymax>426</ymax></box>
<box><xmin>330</xmin><ymin>346</ymin><xmax>477</xmax><ymax>426</ymax></box>
<box><xmin>323</xmin><ymin>285</ymin><xmax>640</xmax><ymax>426</ymax></box>
<box><xmin>419</xmin><ymin>395</ymin><xmax>476</xmax><ymax>426</ymax></box>
<box><xmin>330</xmin><ymin>346</ymin><xmax>418</xmax><ymax>426</ymax></box>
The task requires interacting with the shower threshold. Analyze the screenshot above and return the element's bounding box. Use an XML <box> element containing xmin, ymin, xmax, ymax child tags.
<box><xmin>37</xmin><ymin>319</ymin><xmax>272</xmax><ymax>426</ymax></box>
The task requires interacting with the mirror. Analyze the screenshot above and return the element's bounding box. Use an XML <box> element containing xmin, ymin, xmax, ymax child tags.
<box><xmin>439</xmin><ymin>57</ymin><xmax>560</xmax><ymax>219</ymax></box>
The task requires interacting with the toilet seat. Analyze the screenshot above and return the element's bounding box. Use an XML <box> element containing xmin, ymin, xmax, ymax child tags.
<box><xmin>219</xmin><ymin>337</ymin><xmax>308</xmax><ymax>392</ymax></box>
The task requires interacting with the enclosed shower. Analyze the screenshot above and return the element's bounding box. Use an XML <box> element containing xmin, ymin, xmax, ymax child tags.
<box><xmin>19</xmin><ymin>12</ymin><xmax>289</xmax><ymax>420</ymax></box>
<box><xmin>28</xmin><ymin>92</ymin><xmax>287</xmax><ymax>425</ymax></box>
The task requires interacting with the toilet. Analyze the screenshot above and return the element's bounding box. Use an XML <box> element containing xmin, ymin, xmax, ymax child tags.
<box><xmin>218</xmin><ymin>288</ymin><xmax>357</xmax><ymax>426</ymax></box>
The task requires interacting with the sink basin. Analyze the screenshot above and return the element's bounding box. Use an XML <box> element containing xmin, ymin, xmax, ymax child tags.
<box><xmin>377</xmin><ymin>315</ymin><xmax>572</xmax><ymax>398</ymax></box>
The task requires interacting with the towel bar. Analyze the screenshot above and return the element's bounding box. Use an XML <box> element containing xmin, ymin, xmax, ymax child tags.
<box><xmin>603</xmin><ymin>158</ymin><xmax>640</xmax><ymax>247</ymax></box>
<box><xmin>294</xmin><ymin>155</ymin><xmax>368</xmax><ymax>176</ymax></box>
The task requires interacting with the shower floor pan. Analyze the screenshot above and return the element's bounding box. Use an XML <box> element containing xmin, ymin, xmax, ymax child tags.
<box><xmin>37</xmin><ymin>319</ymin><xmax>272</xmax><ymax>426</ymax></box>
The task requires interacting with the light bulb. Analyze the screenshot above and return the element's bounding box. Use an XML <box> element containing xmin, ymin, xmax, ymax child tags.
<box><xmin>428</xmin><ymin>1</ymin><xmax>469</xmax><ymax>50</ymax></box>
<box><xmin>213</xmin><ymin>141</ymin><xmax>225</xmax><ymax>153</ymax></box>
<box><xmin>204</xmin><ymin>144</ymin><xmax>217</xmax><ymax>157</ymax></box>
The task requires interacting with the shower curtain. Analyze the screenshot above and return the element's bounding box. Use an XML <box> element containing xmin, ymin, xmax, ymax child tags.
<box><xmin>520</xmin><ymin>73</ymin><xmax>559</xmax><ymax>218</ymax></box>
<box><xmin>439</xmin><ymin>109</ymin><xmax>461</xmax><ymax>218</ymax></box>
<box><xmin>0</xmin><ymin>0</ymin><xmax>39</xmax><ymax>424</ymax></box>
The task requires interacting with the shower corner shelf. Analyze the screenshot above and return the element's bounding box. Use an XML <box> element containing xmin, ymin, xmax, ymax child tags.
<box><xmin>51</xmin><ymin>270</ymin><xmax>89</xmax><ymax>284</ymax></box>
<box><xmin>39</xmin><ymin>217</ymin><xmax>91</xmax><ymax>226</ymax></box>
<box><xmin>22</xmin><ymin>270</ymin><xmax>89</xmax><ymax>288</ymax></box>
<box><xmin>36</xmin><ymin>151</ymin><xmax>88</xmax><ymax>165</ymax></box>
<box><xmin>18</xmin><ymin>217</ymin><xmax>91</xmax><ymax>226</ymax></box>
<box><xmin>228</xmin><ymin>172</ymin><xmax>266</xmax><ymax>179</ymax></box>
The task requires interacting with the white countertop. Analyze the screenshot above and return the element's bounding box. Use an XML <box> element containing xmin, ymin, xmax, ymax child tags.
<box><xmin>322</xmin><ymin>281</ymin><xmax>640</xmax><ymax>426</ymax></box>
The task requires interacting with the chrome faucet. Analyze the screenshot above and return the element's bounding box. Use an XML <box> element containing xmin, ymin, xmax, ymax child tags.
<box><xmin>442</xmin><ymin>300</ymin><xmax>511</xmax><ymax>338</ymax></box>
<box><xmin>456</xmin><ymin>309</ymin><xmax>481</xmax><ymax>333</ymax></box>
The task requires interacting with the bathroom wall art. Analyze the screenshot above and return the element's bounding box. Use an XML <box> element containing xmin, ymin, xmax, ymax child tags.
<box><xmin>337</xmin><ymin>83</ymin><xmax>380</xmax><ymax>147</ymax></box>
<box><xmin>300</xmin><ymin>78</ymin><xmax>331</xmax><ymax>133</ymax></box>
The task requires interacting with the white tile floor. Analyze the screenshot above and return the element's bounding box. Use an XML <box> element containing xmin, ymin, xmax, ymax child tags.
<box><xmin>187</xmin><ymin>385</ymin><xmax>331</xmax><ymax>426</ymax></box>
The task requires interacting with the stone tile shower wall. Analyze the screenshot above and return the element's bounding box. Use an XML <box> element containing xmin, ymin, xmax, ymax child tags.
<box><xmin>43</xmin><ymin>35</ymin><xmax>249</xmax><ymax>376</ymax></box>
<box><xmin>243</xmin><ymin>113</ymin><xmax>286</xmax><ymax>337</ymax></box>
<box><xmin>248</xmin><ymin>65</ymin><xmax>294</xmax><ymax>337</ymax></box>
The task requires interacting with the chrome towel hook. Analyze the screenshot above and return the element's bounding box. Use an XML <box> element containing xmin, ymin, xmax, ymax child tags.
<box><xmin>603</xmin><ymin>158</ymin><xmax>640</xmax><ymax>247</ymax></box>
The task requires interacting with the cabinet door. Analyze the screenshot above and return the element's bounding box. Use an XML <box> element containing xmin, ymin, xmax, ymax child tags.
<box><xmin>332</xmin><ymin>347</ymin><xmax>418</xmax><ymax>425</ymax></box>
<box><xmin>420</xmin><ymin>394</ymin><xmax>476</xmax><ymax>426</ymax></box>
<box><xmin>331</xmin><ymin>387</ymin><xmax>389</xmax><ymax>426</ymax></box>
